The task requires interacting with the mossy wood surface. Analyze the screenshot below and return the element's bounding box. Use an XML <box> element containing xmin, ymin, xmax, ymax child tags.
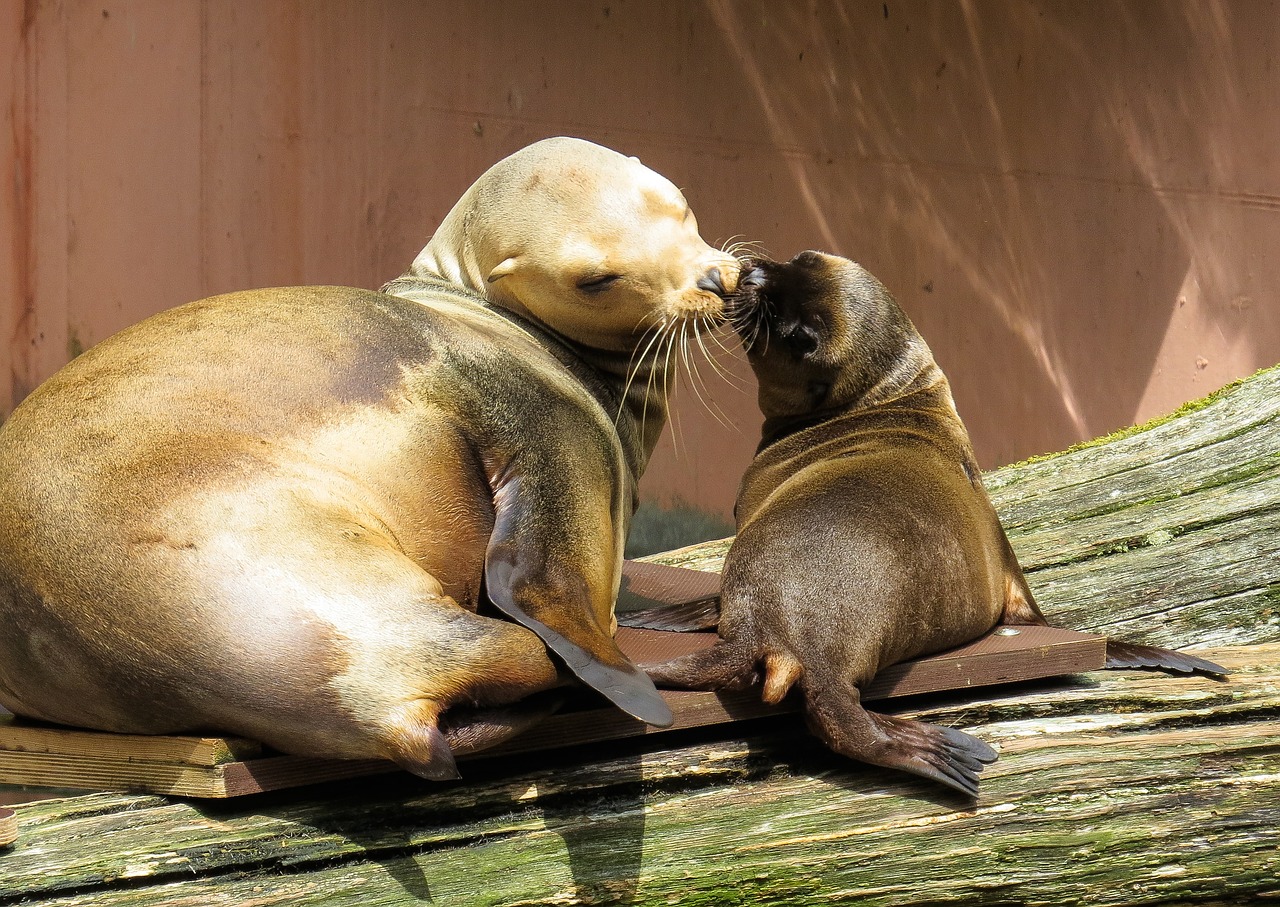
<box><xmin>3</xmin><ymin>366</ymin><xmax>1279</xmax><ymax>905</ymax></box>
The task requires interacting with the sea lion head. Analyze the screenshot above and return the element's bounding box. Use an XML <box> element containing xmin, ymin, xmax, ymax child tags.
<box><xmin>732</xmin><ymin>251</ymin><xmax>931</xmax><ymax>422</ymax></box>
<box><xmin>410</xmin><ymin>137</ymin><xmax>740</xmax><ymax>351</ymax></box>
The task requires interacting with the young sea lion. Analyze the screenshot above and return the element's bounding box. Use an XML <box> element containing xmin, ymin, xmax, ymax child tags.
<box><xmin>642</xmin><ymin>251</ymin><xmax>1225</xmax><ymax>796</ymax></box>
<box><xmin>0</xmin><ymin>138</ymin><xmax>738</xmax><ymax>779</ymax></box>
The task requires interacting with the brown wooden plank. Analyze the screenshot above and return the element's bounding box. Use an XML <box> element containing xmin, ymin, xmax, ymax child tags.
<box><xmin>0</xmin><ymin>715</ymin><xmax>262</xmax><ymax>766</ymax></box>
<box><xmin>211</xmin><ymin>756</ymin><xmax>393</xmax><ymax>797</ymax></box>
<box><xmin>864</xmin><ymin>624</ymin><xmax>1108</xmax><ymax>699</ymax></box>
<box><xmin>0</xmin><ymin>749</ymin><xmax>257</xmax><ymax>799</ymax></box>
<box><xmin>0</xmin><ymin>806</ymin><xmax>15</xmax><ymax>847</ymax></box>
<box><xmin>0</xmin><ymin>626</ymin><xmax>1105</xmax><ymax>799</ymax></box>
<box><xmin>618</xmin><ymin>559</ymin><xmax>721</xmax><ymax>610</ymax></box>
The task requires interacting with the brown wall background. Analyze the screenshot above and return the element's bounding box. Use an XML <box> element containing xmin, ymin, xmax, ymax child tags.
<box><xmin>4</xmin><ymin>1</ymin><xmax>1278</xmax><ymax>528</ymax></box>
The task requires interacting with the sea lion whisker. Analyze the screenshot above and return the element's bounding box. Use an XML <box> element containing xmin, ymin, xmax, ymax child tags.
<box><xmin>659</xmin><ymin>322</ymin><xmax>683</xmax><ymax>457</ymax></box>
<box><xmin>739</xmin><ymin>304</ymin><xmax>765</xmax><ymax>354</ymax></box>
<box><xmin>640</xmin><ymin>316</ymin><xmax>679</xmax><ymax>446</ymax></box>
<box><xmin>694</xmin><ymin>316</ymin><xmax>748</xmax><ymax>393</ymax></box>
<box><xmin>694</xmin><ymin>317</ymin><xmax>736</xmax><ymax>374</ymax></box>
<box><xmin>749</xmin><ymin>291</ymin><xmax>775</xmax><ymax>355</ymax></box>
<box><xmin>636</xmin><ymin>320</ymin><xmax>666</xmax><ymax>443</ymax></box>
<box><xmin>721</xmin><ymin>237</ymin><xmax>767</xmax><ymax>261</ymax></box>
<box><xmin>684</xmin><ymin>323</ymin><xmax>740</xmax><ymax>432</ymax></box>
<box><xmin>699</xmin><ymin>310</ymin><xmax>740</xmax><ymax>355</ymax></box>
<box><xmin>617</xmin><ymin>322</ymin><xmax>669</xmax><ymax>425</ymax></box>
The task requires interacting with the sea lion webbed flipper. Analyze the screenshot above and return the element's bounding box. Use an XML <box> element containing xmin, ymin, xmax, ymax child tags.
<box><xmin>1104</xmin><ymin>640</ymin><xmax>1230</xmax><ymax>678</ymax></box>
<box><xmin>481</xmin><ymin>423</ymin><xmax>673</xmax><ymax>729</ymax></box>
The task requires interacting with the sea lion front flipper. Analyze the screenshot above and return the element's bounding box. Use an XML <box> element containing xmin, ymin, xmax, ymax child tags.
<box><xmin>483</xmin><ymin>467</ymin><xmax>673</xmax><ymax>728</ymax></box>
<box><xmin>1105</xmin><ymin>640</ymin><xmax>1230</xmax><ymax>678</ymax></box>
<box><xmin>485</xmin><ymin>555</ymin><xmax>672</xmax><ymax>728</ymax></box>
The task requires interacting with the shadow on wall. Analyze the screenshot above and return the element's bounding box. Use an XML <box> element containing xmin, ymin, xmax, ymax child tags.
<box><xmin>694</xmin><ymin>0</ymin><xmax>1277</xmax><ymax>470</ymax></box>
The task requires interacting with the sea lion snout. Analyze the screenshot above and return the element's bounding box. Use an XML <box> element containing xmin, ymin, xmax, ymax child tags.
<box><xmin>696</xmin><ymin>266</ymin><xmax>731</xmax><ymax>298</ymax></box>
<box><xmin>671</xmin><ymin>254</ymin><xmax>741</xmax><ymax>321</ymax></box>
<box><xmin>729</xmin><ymin>256</ymin><xmax>830</xmax><ymax>363</ymax></box>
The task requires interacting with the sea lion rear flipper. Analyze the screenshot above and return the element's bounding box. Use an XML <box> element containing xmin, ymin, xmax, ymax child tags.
<box><xmin>804</xmin><ymin>683</ymin><xmax>997</xmax><ymax>798</ymax></box>
<box><xmin>1105</xmin><ymin>640</ymin><xmax>1230</xmax><ymax>678</ymax></box>
<box><xmin>616</xmin><ymin>600</ymin><xmax>721</xmax><ymax>632</ymax></box>
<box><xmin>641</xmin><ymin>638</ymin><xmax>757</xmax><ymax>691</ymax></box>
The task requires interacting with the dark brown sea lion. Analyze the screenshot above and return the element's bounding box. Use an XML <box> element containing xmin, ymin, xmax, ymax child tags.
<box><xmin>642</xmin><ymin>251</ymin><xmax>1225</xmax><ymax>796</ymax></box>
<box><xmin>0</xmin><ymin>137</ymin><xmax>739</xmax><ymax>779</ymax></box>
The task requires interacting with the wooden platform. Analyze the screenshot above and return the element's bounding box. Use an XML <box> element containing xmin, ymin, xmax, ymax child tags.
<box><xmin>0</xmin><ymin>624</ymin><xmax>1101</xmax><ymax>801</ymax></box>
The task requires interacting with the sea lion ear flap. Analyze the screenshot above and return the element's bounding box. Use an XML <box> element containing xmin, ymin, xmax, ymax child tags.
<box><xmin>486</xmin><ymin>257</ymin><xmax>519</xmax><ymax>284</ymax></box>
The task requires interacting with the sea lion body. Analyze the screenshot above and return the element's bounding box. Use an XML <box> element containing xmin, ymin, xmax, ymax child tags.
<box><xmin>647</xmin><ymin>251</ymin><xmax>1223</xmax><ymax>796</ymax></box>
<box><xmin>0</xmin><ymin>138</ymin><xmax>738</xmax><ymax>778</ymax></box>
<box><xmin>649</xmin><ymin>252</ymin><xmax>1006</xmax><ymax>794</ymax></box>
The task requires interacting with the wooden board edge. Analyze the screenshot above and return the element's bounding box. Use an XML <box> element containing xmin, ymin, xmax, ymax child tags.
<box><xmin>0</xmin><ymin>806</ymin><xmax>15</xmax><ymax>847</ymax></box>
<box><xmin>0</xmin><ymin>627</ymin><xmax>1107</xmax><ymax>799</ymax></box>
<box><xmin>0</xmin><ymin>751</ymin><xmax>238</xmax><ymax>799</ymax></box>
<box><xmin>215</xmin><ymin>757</ymin><xmax>396</xmax><ymax>797</ymax></box>
<box><xmin>865</xmin><ymin>632</ymin><xmax>1108</xmax><ymax>700</ymax></box>
<box><xmin>0</xmin><ymin>712</ymin><xmax>262</xmax><ymax>767</ymax></box>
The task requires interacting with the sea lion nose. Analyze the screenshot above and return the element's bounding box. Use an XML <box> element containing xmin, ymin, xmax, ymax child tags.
<box><xmin>697</xmin><ymin>267</ymin><xmax>729</xmax><ymax>297</ymax></box>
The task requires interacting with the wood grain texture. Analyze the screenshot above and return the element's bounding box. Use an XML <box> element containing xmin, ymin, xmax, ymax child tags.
<box><xmin>1</xmin><ymin>644</ymin><xmax>1275</xmax><ymax>906</ymax></box>
<box><xmin>1</xmin><ymin>365</ymin><xmax>1277</xmax><ymax>904</ymax></box>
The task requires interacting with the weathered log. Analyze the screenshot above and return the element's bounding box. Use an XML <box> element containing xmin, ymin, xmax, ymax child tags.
<box><xmin>2</xmin><ymin>365</ymin><xmax>1278</xmax><ymax>905</ymax></box>
<box><xmin>660</xmin><ymin>365</ymin><xmax>1280</xmax><ymax>652</ymax></box>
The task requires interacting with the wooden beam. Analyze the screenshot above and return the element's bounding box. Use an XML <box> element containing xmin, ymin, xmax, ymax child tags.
<box><xmin>0</xmin><ymin>625</ymin><xmax>1103</xmax><ymax>799</ymax></box>
<box><xmin>1</xmin><ymin>643</ymin><xmax>1275</xmax><ymax>905</ymax></box>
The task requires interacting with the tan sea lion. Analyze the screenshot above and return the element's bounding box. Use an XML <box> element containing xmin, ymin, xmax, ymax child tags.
<box><xmin>0</xmin><ymin>137</ymin><xmax>738</xmax><ymax>779</ymax></box>
<box><xmin>642</xmin><ymin>251</ymin><xmax>1226</xmax><ymax>796</ymax></box>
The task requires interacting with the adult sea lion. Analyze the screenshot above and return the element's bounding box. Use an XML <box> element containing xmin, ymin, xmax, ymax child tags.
<box><xmin>0</xmin><ymin>137</ymin><xmax>738</xmax><ymax>779</ymax></box>
<box><xmin>641</xmin><ymin>250</ymin><xmax>1225</xmax><ymax>796</ymax></box>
